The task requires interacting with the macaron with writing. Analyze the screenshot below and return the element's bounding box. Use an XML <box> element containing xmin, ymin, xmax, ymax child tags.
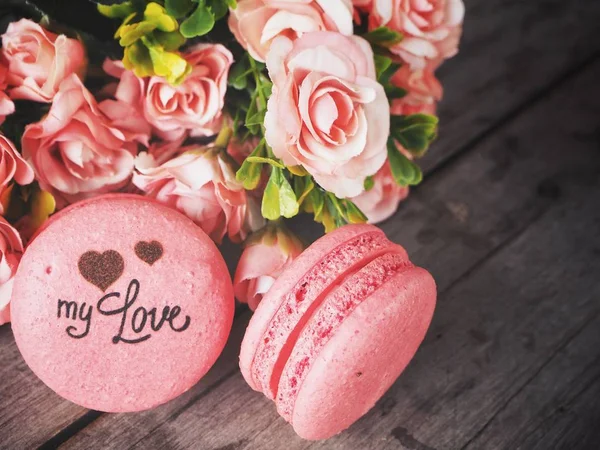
<box><xmin>11</xmin><ymin>194</ymin><xmax>235</xmax><ymax>412</ymax></box>
<box><xmin>240</xmin><ymin>224</ymin><xmax>436</xmax><ymax>440</ymax></box>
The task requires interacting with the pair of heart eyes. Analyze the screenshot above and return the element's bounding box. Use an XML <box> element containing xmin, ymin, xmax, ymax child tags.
<box><xmin>77</xmin><ymin>241</ymin><xmax>163</xmax><ymax>292</ymax></box>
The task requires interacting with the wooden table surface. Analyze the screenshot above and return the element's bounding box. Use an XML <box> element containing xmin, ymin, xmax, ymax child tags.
<box><xmin>2</xmin><ymin>1</ymin><xmax>600</xmax><ymax>449</ymax></box>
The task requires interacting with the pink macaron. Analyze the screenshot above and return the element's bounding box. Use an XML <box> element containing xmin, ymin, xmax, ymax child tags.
<box><xmin>240</xmin><ymin>224</ymin><xmax>436</xmax><ymax>439</ymax></box>
<box><xmin>11</xmin><ymin>194</ymin><xmax>234</xmax><ymax>412</ymax></box>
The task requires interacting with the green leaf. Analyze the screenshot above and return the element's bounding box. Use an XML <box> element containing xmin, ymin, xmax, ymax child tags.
<box><xmin>262</xmin><ymin>170</ymin><xmax>281</xmax><ymax>220</ymax></box>
<box><xmin>207</xmin><ymin>0</ymin><xmax>229</xmax><ymax>19</ymax></box>
<box><xmin>343</xmin><ymin>200</ymin><xmax>368</xmax><ymax>224</ymax></box>
<box><xmin>123</xmin><ymin>41</ymin><xmax>154</xmax><ymax>77</ymax></box>
<box><xmin>261</xmin><ymin>168</ymin><xmax>299</xmax><ymax>220</ymax></box>
<box><xmin>385</xmin><ymin>85</ymin><xmax>407</xmax><ymax>100</ymax></box>
<box><xmin>374</xmin><ymin>54</ymin><xmax>393</xmax><ymax>81</ymax></box>
<box><xmin>287</xmin><ymin>165</ymin><xmax>308</xmax><ymax>176</ymax></box>
<box><xmin>387</xmin><ymin>138</ymin><xmax>423</xmax><ymax>186</ymax></box>
<box><xmin>278</xmin><ymin>174</ymin><xmax>299</xmax><ymax>218</ymax></box>
<box><xmin>98</xmin><ymin>2</ymin><xmax>136</xmax><ymax>18</ymax></box>
<box><xmin>363</xmin><ymin>26</ymin><xmax>403</xmax><ymax>47</ymax></box>
<box><xmin>165</xmin><ymin>0</ymin><xmax>195</xmax><ymax>18</ymax></box>
<box><xmin>364</xmin><ymin>176</ymin><xmax>374</xmax><ymax>191</ymax></box>
<box><xmin>144</xmin><ymin>2</ymin><xmax>179</xmax><ymax>32</ymax></box>
<box><xmin>246</xmin><ymin>156</ymin><xmax>284</xmax><ymax>169</ymax></box>
<box><xmin>180</xmin><ymin>2</ymin><xmax>215</xmax><ymax>37</ymax></box>
<box><xmin>391</xmin><ymin>114</ymin><xmax>438</xmax><ymax>156</ymax></box>
<box><xmin>229</xmin><ymin>58</ymin><xmax>250</xmax><ymax>89</ymax></box>
<box><xmin>143</xmin><ymin>36</ymin><xmax>191</xmax><ymax>84</ymax></box>
<box><xmin>118</xmin><ymin>21</ymin><xmax>157</xmax><ymax>46</ymax></box>
<box><xmin>245</xmin><ymin>108</ymin><xmax>266</xmax><ymax>128</ymax></box>
<box><xmin>236</xmin><ymin>142</ymin><xmax>264</xmax><ymax>190</ymax></box>
<box><xmin>294</xmin><ymin>176</ymin><xmax>315</xmax><ymax>206</ymax></box>
<box><xmin>153</xmin><ymin>30</ymin><xmax>185</xmax><ymax>51</ymax></box>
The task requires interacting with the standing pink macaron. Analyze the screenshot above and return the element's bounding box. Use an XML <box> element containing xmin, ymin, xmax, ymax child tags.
<box><xmin>240</xmin><ymin>224</ymin><xmax>436</xmax><ymax>439</ymax></box>
<box><xmin>10</xmin><ymin>194</ymin><xmax>234</xmax><ymax>412</ymax></box>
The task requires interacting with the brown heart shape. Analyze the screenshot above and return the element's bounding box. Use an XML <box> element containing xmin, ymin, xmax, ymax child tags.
<box><xmin>78</xmin><ymin>250</ymin><xmax>124</xmax><ymax>292</ymax></box>
<box><xmin>134</xmin><ymin>240</ymin><xmax>163</xmax><ymax>266</ymax></box>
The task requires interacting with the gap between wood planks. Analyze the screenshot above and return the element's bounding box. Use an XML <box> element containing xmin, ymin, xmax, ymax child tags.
<box><xmin>57</xmin><ymin>58</ymin><xmax>600</xmax><ymax>445</ymax></box>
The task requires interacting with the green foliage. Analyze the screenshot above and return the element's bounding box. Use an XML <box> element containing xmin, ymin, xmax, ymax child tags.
<box><xmin>236</xmin><ymin>140</ymin><xmax>266</xmax><ymax>190</ymax></box>
<box><xmin>98</xmin><ymin>0</ymin><xmax>237</xmax><ymax>83</ymax></box>
<box><xmin>374</xmin><ymin>54</ymin><xmax>406</xmax><ymax>101</ymax></box>
<box><xmin>228</xmin><ymin>53</ymin><xmax>272</xmax><ymax>136</ymax></box>
<box><xmin>363</xmin><ymin>26</ymin><xmax>403</xmax><ymax>47</ymax></box>
<box><xmin>180</xmin><ymin>2</ymin><xmax>214</xmax><ymax>37</ymax></box>
<box><xmin>391</xmin><ymin>114</ymin><xmax>438</xmax><ymax>157</ymax></box>
<box><xmin>294</xmin><ymin>181</ymin><xmax>367</xmax><ymax>233</ymax></box>
<box><xmin>387</xmin><ymin>138</ymin><xmax>423</xmax><ymax>187</ymax></box>
<box><xmin>262</xmin><ymin>167</ymin><xmax>299</xmax><ymax>220</ymax></box>
<box><xmin>165</xmin><ymin>0</ymin><xmax>195</xmax><ymax>18</ymax></box>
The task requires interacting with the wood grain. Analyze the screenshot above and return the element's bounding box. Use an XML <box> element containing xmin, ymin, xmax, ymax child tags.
<box><xmin>421</xmin><ymin>0</ymin><xmax>600</xmax><ymax>172</ymax></box>
<box><xmin>0</xmin><ymin>326</ymin><xmax>87</xmax><ymax>449</ymax></box>
<box><xmin>1</xmin><ymin>0</ymin><xmax>599</xmax><ymax>448</ymax></box>
<box><xmin>464</xmin><ymin>314</ymin><xmax>600</xmax><ymax>450</ymax></box>
<box><xmin>61</xmin><ymin>47</ymin><xmax>600</xmax><ymax>450</ymax></box>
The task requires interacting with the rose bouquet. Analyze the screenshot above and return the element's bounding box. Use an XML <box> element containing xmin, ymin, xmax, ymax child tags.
<box><xmin>0</xmin><ymin>0</ymin><xmax>464</xmax><ymax>322</ymax></box>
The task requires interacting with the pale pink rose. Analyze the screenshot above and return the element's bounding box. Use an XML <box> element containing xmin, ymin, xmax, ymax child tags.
<box><xmin>351</xmin><ymin>161</ymin><xmax>408</xmax><ymax>223</ymax></box>
<box><xmin>102</xmin><ymin>43</ymin><xmax>233</xmax><ymax>141</ymax></box>
<box><xmin>0</xmin><ymin>134</ymin><xmax>34</xmax><ymax>213</ymax></box>
<box><xmin>234</xmin><ymin>225</ymin><xmax>303</xmax><ymax>310</ymax></box>
<box><xmin>2</xmin><ymin>19</ymin><xmax>86</xmax><ymax>103</ymax></box>
<box><xmin>132</xmin><ymin>147</ymin><xmax>265</xmax><ymax>244</ymax></box>
<box><xmin>0</xmin><ymin>217</ymin><xmax>25</xmax><ymax>325</ymax></box>
<box><xmin>264</xmin><ymin>32</ymin><xmax>390</xmax><ymax>198</ymax></box>
<box><xmin>356</xmin><ymin>0</ymin><xmax>464</xmax><ymax>69</ymax></box>
<box><xmin>145</xmin><ymin>134</ymin><xmax>188</xmax><ymax>165</ymax></box>
<box><xmin>0</xmin><ymin>57</ymin><xmax>15</xmax><ymax>125</ymax></box>
<box><xmin>229</xmin><ymin>0</ymin><xmax>354</xmax><ymax>62</ymax></box>
<box><xmin>391</xmin><ymin>63</ymin><xmax>442</xmax><ymax>115</ymax></box>
<box><xmin>21</xmin><ymin>74</ymin><xmax>150</xmax><ymax>206</ymax></box>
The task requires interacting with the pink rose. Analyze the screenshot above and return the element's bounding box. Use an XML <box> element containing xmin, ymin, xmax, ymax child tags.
<box><xmin>22</xmin><ymin>75</ymin><xmax>150</xmax><ymax>206</ymax></box>
<box><xmin>356</xmin><ymin>0</ymin><xmax>464</xmax><ymax>69</ymax></box>
<box><xmin>2</xmin><ymin>19</ymin><xmax>86</xmax><ymax>103</ymax></box>
<box><xmin>351</xmin><ymin>161</ymin><xmax>408</xmax><ymax>223</ymax></box>
<box><xmin>391</xmin><ymin>63</ymin><xmax>442</xmax><ymax>116</ymax></box>
<box><xmin>0</xmin><ymin>57</ymin><xmax>15</xmax><ymax>125</ymax></box>
<box><xmin>229</xmin><ymin>0</ymin><xmax>354</xmax><ymax>62</ymax></box>
<box><xmin>234</xmin><ymin>224</ymin><xmax>303</xmax><ymax>310</ymax></box>
<box><xmin>144</xmin><ymin>134</ymin><xmax>188</xmax><ymax>166</ymax></box>
<box><xmin>103</xmin><ymin>43</ymin><xmax>233</xmax><ymax>141</ymax></box>
<box><xmin>132</xmin><ymin>147</ymin><xmax>265</xmax><ymax>244</ymax></box>
<box><xmin>0</xmin><ymin>134</ymin><xmax>34</xmax><ymax>212</ymax></box>
<box><xmin>0</xmin><ymin>218</ymin><xmax>25</xmax><ymax>325</ymax></box>
<box><xmin>264</xmin><ymin>32</ymin><xmax>390</xmax><ymax>198</ymax></box>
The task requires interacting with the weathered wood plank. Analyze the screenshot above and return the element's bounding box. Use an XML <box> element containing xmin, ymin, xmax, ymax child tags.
<box><xmin>0</xmin><ymin>325</ymin><xmax>88</xmax><ymax>450</ymax></box>
<box><xmin>61</xmin><ymin>49</ymin><xmax>600</xmax><ymax>450</ymax></box>
<box><xmin>421</xmin><ymin>0</ymin><xmax>600</xmax><ymax>172</ymax></box>
<box><xmin>463</xmin><ymin>314</ymin><xmax>600</xmax><ymax>450</ymax></box>
<box><xmin>2</xmin><ymin>0</ymin><xmax>600</xmax><ymax>446</ymax></box>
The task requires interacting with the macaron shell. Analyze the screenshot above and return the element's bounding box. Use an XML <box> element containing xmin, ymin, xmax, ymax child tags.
<box><xmin>248</xmin><ymin>228</ymin><xmax>403</xmax><ymax>398</ymax></box>
<box><xmin>11</xmin><ymin>195</ymin><xmax>234</xmax><ymax>412</ymax></box>
<box><xmin>276</xmin><ymin>251</ymin><xmax>412</xmax><ymax>421</ymax></box>
<box><xmin>239</xmin><ymin>224</ymin><xmax>390</xmax><ymax>390</ymax></box>
<box><xmin>290</xmin><ymin>267</ymin><xmax>436</xmax><ymax>440</ymax></box>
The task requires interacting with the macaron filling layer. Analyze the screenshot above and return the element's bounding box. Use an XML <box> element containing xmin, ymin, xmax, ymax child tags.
<box><xmin>251</xmin><ymin>230</ymin><xmax>398</xmax><ymax>397</ymax></box>
<box><xmin>275</xmin><ymin>251</ymin><xmax>414</xmax><ymax>421</ymax></box>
